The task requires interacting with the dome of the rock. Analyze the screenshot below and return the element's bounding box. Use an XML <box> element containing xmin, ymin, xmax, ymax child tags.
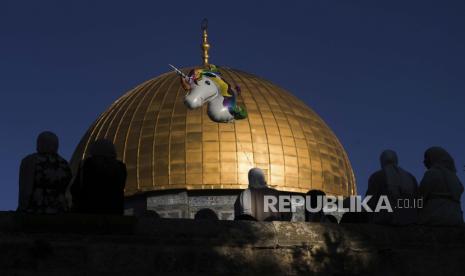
<box><xmin>70</xmin><ymin>67</ymin><xmax>356</xmax><ymax>200</ymax></box>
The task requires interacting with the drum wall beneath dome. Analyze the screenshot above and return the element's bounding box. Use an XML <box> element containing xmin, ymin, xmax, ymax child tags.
<box><xmin>123</xmin><ymin>190</ymin><xmax>315</xmax><ymax>221</ymax></box>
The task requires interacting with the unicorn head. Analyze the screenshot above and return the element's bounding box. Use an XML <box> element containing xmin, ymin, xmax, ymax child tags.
<box><xmin>183</xmin><ymin>68</ymin><xmax>220</xmax><ymax>109</ymax></box>
<box><xmin>170</xmin><ymin>64</ymin><xmax>247</xmax><ymax>123</ymax></box>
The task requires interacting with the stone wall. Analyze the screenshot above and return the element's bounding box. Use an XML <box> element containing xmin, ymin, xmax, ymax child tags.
<box><xmin>0</xmin><ymin>212</ymin><xmax>464</xmax><ymax>275</ymax></box>
<box><xmin>125</xmin><ymin>190</ymin><xmax>241</xmax><ymax>219</ymax></box>
<box><xmin>124</xmin><ymin>190</ymin><xmax>310</xmax><ymax>221</ymax></box>
<box><xmin>145</xmin><ymin>191</ymin><xmax>238</xmax><ymax>220</ymax></box>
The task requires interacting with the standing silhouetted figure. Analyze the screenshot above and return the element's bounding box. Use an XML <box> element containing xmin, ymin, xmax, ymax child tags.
<box><xmin>418</xmin><ymin>147</ymin><xmax>464</xmax><ymax>226</ymax></box>
<box><xmin>365</xmin><ymin>150</ymin><xmax>418</xmax><ymax>225</ymax></box>
<box><xmin>18</xmin><ymin>131</ymin><xmax>72</xmax><ymax>213</ymax></box>
<box><xmin>234</xmin><ymin>168</ymin><xmax>281</xmax><ymax>221</ymax></box>
<box><xmin>71</xmin><ymin>139</ymin><xmax>127</xmax><ymax>215</ymax></box>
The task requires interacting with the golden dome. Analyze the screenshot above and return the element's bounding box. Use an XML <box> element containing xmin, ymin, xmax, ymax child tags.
<box><xmin>71</xmin><ymin>67</ymin><xmax>356</xmax><ymax>197</ymax></box>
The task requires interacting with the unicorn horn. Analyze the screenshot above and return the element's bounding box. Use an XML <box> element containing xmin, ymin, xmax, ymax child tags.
<box><xmin>168</xmin><ymin>64</ymin><xmax>188</xmax><ymax>79</ymax></box>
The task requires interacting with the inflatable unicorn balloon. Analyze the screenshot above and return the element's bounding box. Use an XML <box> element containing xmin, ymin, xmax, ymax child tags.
<box><xmin>170</xmin><ymin>64</ymin><xmax>247</xmax><ymax>123</ymax></box>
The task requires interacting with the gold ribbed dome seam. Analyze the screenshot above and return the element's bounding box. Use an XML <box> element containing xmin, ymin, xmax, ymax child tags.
<box><xmin>252</xmin><ymin>75</ymin><xmax>298</xmax><ymax>189</ymax></box>
<box><xmin>223</xmin><ymin>69</ymin><xmax>269</xmax><ymax>184</ymax></box>
<box><xmin>236</xmin><ymin>72</ymin><xmax>283</xmax><ymax>182</ymax></box>
<box><xmin>129</xmin><ymin>77</ymin><xmax>167</xmax><ymax>190</ymax></box>
<box><xmin>263</xmin><ymin>78</ymin><xmax>318</xmax><ymax>191</ymax></box>
<box><xmin>102</xmin><ymin>93</ymin><xmax>134</xmax><ymax>146</ymax></box>
<box><xmin>81</xmin><ymin>92</ymin><xmax>132</xmax><ymax>160</ymax></box>
<box><xmin>136</xmin><ymin>74</ymin><xmax>174</xmax><ymax>191</ymax></box>
<box><xmin>151</xmin><ymin>74</ymin><xmax>179</xmax><ymax>189</ymax></box>
<box><xmin>241</xmin><ymin>70</ymin><xmax>281</xmax><ymax>186</ymax></box>
<box><xmin>255</xmin><ymin>75</ymin><xmax>305</xmax><ymax>190</ymax></box>
<box><xmin>97</xmin><ymin>101</ymin><xmax>124</xmax><ymax>140</ymax></box>
<box><xmin>110</xmin><ymin>85</ymin><xmax>148</xmax><ymax>158</ymax></box>
<box><xmin>81</xmin><ymin>119</ymin><xmax>102</xmax><ymax>160</ymax></box>
<box><xmin>220</xmin><ymin>69</ymin><xmax>255</xmax><ymax>185</ymax></box>
<box><xmin>82</xmin><ymin>100</ymin><xmax>124</xmax><ymax>159</ymax></box>
<box><xmin>121</xmin><ymin>80</ymin><xmax>160</xmax><ymax>163</ymax></box>
<box><xmin>274</xmin><ymin>83</ymin><xmax>353</xmax><ymax>194</ymax></box>
<box><xmin>96</xmin><ymin>91</ymin><xmax>136</xmax><ymax>141</ymax></box>
<box><xmin>239</xmin><ymin>71</ymin><xmax>292</xmax><ymax>187</ymax></box>
<box><xmin>161</xmin><ymin>74</ymin><xmax>182</xmax><ymax>187</ymax></box>
<box><xmin>130</xmin><ymin>78</ymin><xmax>168</xmax><ymax>190</ymax></box>
<box><xmin>267</xmin><ymin>80</ymin><xmax>325</xmax><ymax>191</ymax></box>
<box><xmin>168</xmin><ymin>73</ymin><xmax>185</xmax><ymax>186</ymax></box>
<box><xmin>104</xmin><ymin>79</ymin><xmax>158</xmax><ymax>145</ymax></box>
<box><xmin>114</xmin><ymin>83</ymin><xmax>153</xmax><ymax>161</ymax></box>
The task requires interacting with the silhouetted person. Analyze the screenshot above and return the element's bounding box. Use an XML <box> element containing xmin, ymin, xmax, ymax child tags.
<box><xmin>71</xmin><ymin>139</ymin><xmax>127</xmax><ymax>215</ymax></box>
<box><xmin>365</xmin><ymin>150</ymin><xmax>418</xmax><ymax>225</ymax></box>
<box><xmin>418</xmin><ymin>147</ymin><xmax>464</xmax><ymax>226</ymax></box>
<box><xmin>18</xmin><ymin>131</ymin><xmax>71</xmax><ymax>213</ymax></box>
<box><xmin>234</xmin><ymin>168</ymin><xmax>281</xmax><ymax>221</ymax></box>
<box><xmin>305</xmin><ymin>190</ymin><xmax>327</xmax><ymax>222</ymax></box>
<box><xmin>194</xmin><ymin>208</ymin><xmax>219</xmax><ymax>220</ymax></box>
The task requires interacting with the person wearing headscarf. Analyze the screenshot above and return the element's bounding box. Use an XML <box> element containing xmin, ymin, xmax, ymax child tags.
<box><xmin>18</xmin><ymin>131</ymin><xmax>72</xmax><ymax>213</ymax></box>
<box><xmin>234</xmin><ymin>168</ymin><xmax>281</xmax><ymax>221</ymax></box>
<box><xmin>70</xmin><ymin>139</ymin><xmax>127</xmax><ymax>215</ymax></box>
<box><xmin>418</xmin><ymin>147</ymin><xmax>463</xmax><ymax>226</ymax></box>
<box><xmin>365</xmin><ymin>150</ymin><xmax>418</xmax><ymax>225</ymax></box>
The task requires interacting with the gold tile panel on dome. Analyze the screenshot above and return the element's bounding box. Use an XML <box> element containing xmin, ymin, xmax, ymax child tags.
<box><xmin>70</xmin><ymin>67</ymin><xmax>356</xmax><ymax>197</ymax></box>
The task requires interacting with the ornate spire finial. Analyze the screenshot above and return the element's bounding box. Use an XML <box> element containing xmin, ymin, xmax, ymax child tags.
<box><xmin>201</xmin><ymin>18</ymin><xmax>210</xmax><ymax>67</ymax></box>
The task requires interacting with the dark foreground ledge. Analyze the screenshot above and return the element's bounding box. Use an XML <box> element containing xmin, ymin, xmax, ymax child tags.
<box><xmin>0</xmin><ymin>212</ymin><xmax>464</xmax><ymax>275</ymax></box>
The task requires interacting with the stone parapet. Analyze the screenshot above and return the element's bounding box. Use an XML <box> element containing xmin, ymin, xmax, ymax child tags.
<box><xmin>0</xmin><ymin>212</ymin><xmax>463</xmax><ymax>275</ymax></box>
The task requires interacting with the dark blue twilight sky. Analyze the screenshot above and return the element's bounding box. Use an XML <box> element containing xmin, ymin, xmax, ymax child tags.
<box><xmin>0</xmin><ymin>1</ymin><xmax>464</xmax><ymax>213</ymax></box>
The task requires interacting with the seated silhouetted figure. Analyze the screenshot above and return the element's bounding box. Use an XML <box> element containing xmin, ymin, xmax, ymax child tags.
<box><xmin>194</xmin><ymin>208</ymin><xmax>219</xmax><ymax>221</ymax></box>
<box><xmin>366</xmin><ymin>150</ymin><xmax>418</xmax><ymax>225</ymax></box>
<box><xmin>418</xmin><ymin>147</ymin><xmax>464</xmax><ymax>226</ymax></box>
<box><xmin>18</xmin><ymin>131</ymin><xmax>72</xmax><ymax>214</ymax></box>
<box><xmin>305</xmin><ymin>190</ymin><xmax>327</xmax><ymax>222</ymax></box>
<box><xmin>234</xmin><ymin>168</ymin><xmax>280</xmax><ymax>221</ymax></box>
<box><xmin>71</xmin><ymin>139</ymin><xmax>127</xmax><ymax>215</ymax></box>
